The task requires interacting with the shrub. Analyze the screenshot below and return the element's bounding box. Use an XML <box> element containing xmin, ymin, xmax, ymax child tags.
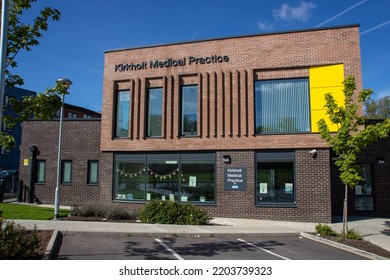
<box><xmin>0</xmin><ymin>218</ymin><xmax>40</xmax><ymax>259</ymax></box>
<box><xmin>139</xmin><ymin>200</ymin><xmax>211</xmax><ymax>225</ymax></box>
<box><xmin>70</xmin><ymin>204</ymin><xmax>137</xmax><ymax>220</ymax></box>
<box><xmin>345</xmin><ymin>228</ymin><xmax>363</xmax><ymax>240</ymax></box>
<box><xmin>315</xmin><ymin>223</ymin><xmax>338</xmax><ymax>236</ymax></box>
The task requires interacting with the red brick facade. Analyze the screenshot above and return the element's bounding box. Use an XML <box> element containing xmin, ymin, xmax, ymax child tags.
<box><xmin>101</xmin><ymin>25</ymin><xmax>362</xmax><ymax>153</ymax></box>
<box><xmin>19</xmin><ymin>25</ymin><xmax>390</xmax><ymax>223</ymax></box>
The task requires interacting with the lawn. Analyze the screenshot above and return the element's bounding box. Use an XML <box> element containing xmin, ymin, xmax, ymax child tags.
<box><xmin>0</xmin><ymin>203</ymin><xmax>69</xmax><ymax>220</ymax></box>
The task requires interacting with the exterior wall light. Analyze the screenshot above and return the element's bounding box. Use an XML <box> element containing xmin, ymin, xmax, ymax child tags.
<box><xmin>223</xmin><ymin>155</ymin><xmax>231</xmax><ymax>164</ymax></box>
<box><xmin>309</xmin><ymin>149</ymin><xmax>317</xmax><ymax>158</ymax></box>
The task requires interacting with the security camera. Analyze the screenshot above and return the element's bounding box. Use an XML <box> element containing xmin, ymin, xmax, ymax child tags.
<box><xmin>309</xmin><ymin>149</ymin><xmax>317</xmax><ymax>157</ymax></box>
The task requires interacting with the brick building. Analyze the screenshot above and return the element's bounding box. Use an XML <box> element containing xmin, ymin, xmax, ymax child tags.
<box><xmin>19</xmin><ymin>25</ymin><xmax>390</xmax><ymax>222</ymax></box>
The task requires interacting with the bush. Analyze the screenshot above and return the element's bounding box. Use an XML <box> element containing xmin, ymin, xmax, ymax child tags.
<box><xmin>315</xmin><ymin>223</ymin><xmax>338</xmax><ymax>236</ymax></box>
<box><xmin>0</xmin><ymin>218</ymin><xmax>40</xmax><ymax>259</ymax></box>
<box><xmin>70</xmin><ymin>203</ymin><xmax>137</xmax><ymax>220</ymax></box>
<box><xmin>139</xmin><ymin>200</ymin><xmax>211</xmax><ymax>225</ymax></box>
<box><xmin>345</xmin><ymin>228</ymin><xmax>363</xmax><ymax>240</ymax></box>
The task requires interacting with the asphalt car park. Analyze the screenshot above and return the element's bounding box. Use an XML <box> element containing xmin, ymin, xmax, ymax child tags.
<box><xmin>56</xmin><ymin>232</ymin><xmax>367</xmax><ymax>260</ymax></box>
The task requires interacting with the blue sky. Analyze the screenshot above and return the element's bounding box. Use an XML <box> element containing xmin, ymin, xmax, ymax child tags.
<box><xmin>14</xmin><ymin>0</ymin><xmax>390</xmax><ymax>112</ymax></box>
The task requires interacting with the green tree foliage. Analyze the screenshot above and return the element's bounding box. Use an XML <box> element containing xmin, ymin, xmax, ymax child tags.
<box><xmin>365</xmin><ymin>96</ymin><xmax>390</xmax><ymax>119</ymax></box>
<box><xmin>317</xmin><ymin>75</ymin><xmax>390</xmax><ymax>235</ymax></box>
<box><xmin>0</xmin><ymin>0</ymin><xmax>67</xmax><ymax>148</ymax></box>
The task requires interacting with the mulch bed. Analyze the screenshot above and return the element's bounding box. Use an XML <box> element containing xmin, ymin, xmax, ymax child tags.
<box><xmin>316</xmin><ymin>234</ymin><xmax>390</xmax><ymax>259</ymax></box>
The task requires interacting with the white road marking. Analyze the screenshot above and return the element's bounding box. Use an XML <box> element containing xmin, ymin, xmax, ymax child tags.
<box><xmin>155</xmin><ymin>238</ymin><xmax>184</xmax><ymax>260</ymax></box>
<box><xmin>237</xmin><ymin>238</ymin><xmax>290</xmax><ymax>260</ymax></box>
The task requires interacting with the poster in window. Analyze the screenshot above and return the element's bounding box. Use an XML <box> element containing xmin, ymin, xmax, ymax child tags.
<box><xmin>285</xmin><ymin>183</ymin><xmax>293</xmax><ymax>194</ymax></box>
<box><xmin>259</xmin><ymin>183</ymin><xmax>268</xmax><ymax>194</ymax></box>
<box><xmin>355</xmin><ymin>185</ymin><xmax>362</xmax><ymax>195</ymax></box>
<box><xmin>189</xmin><ymin>176</ymin><xmax>197</xmax><ymax>187</ymax></box>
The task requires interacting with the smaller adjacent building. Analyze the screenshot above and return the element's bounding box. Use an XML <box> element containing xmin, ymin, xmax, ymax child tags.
<box><xmin>1</xmin><ymin>87</ymin><xmax>36</xmax><ymax>170</ymax></box>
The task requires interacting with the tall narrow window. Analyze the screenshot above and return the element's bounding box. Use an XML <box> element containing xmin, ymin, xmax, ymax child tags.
<box><xmin>147</xmin><ymin>88</ymin><xmax>163</xmax><ymax>137</ymax></box>
<box><xmin>355</xmin><ymin>164</ymin><xmax>374</xmax><ymax>211</ymax></box>
<box><xmin>36</xmin><ymin>160</ymin><xmax>46</xmax><ymax>183</ymax></box>
<box><xmin>61</xmin><ymin>160</ymin><xmax>72</xmax><ymax>184</ymax></box>
<box><xmin>255</xmin><ymin>78</ymin><xmax>310</xmax><ymax>134</ymax></box>
<box><xmin>256</xmin><ymin>152</ymin><xmax>295</xmax><ymax>205</ymax></box>
<box><xmin>87</xmin><ymin>160</ymin><xmax>99</xmax><ymax>185</ymax></box>
<box><xmin>115</xmin><ymin>90</ymin><xmax>130</xmax><ymax>137</ymax></box>
<box><xmin>181</xmin><ymin>85</ymin><xmax>198</xmax><ymax>136</ymax></box>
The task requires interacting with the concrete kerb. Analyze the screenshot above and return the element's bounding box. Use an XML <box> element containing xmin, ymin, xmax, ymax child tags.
<box><xmin>42</xmin><ymin>230</ymin><xmax>61</xmax><ymax>260</ymax></box>
<box><xmin>300</xmin><ymin>232</ymin><xmax>388</xmax><ymax>260</ymax></box>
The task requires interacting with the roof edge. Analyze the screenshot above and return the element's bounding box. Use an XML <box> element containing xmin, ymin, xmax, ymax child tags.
<box><xmin>105</xmin><ymin>24</ymin><xmax>360</xmax><ymax>54</ymax></box>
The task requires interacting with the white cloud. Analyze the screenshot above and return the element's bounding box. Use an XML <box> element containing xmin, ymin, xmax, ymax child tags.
<box><xmin>257</xmin><ymin>21</ymin><xmax>275</xmax><ymax>30</ymax></box>
<box><xmin>373</xmin><ymin>88</ymin><xmax>390</xmax><ymax>100</ymax></box>
<box><xmin>273</xmin><ymin>1</ymin><xmax>317</xmax><ymax>22</ymax></box>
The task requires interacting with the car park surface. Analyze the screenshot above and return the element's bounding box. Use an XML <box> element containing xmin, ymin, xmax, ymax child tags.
<box><xmin>57</xmin><ymin>232</ymin><xmax>367</xmax><ymax>260</ymax></box>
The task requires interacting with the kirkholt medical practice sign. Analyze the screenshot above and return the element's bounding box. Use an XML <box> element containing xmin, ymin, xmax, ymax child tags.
<box><xmin>224</xmin><ymin>167</ymin><xmax>247</xmax><ymax>191</ymax></box>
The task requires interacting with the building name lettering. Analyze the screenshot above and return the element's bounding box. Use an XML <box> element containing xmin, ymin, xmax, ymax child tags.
<box><xmin>115</xmin><ymin>55</ymin><xmax>229</xmax><ymax>72</ymax></box>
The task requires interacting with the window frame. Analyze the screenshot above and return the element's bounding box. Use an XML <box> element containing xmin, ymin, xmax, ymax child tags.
<box><xmin>61</xmin><ymin>160</ymin><xmax>72</xmax><ymax>184</ymax></box>
<box><xmin>255</xmin><ymin>78</ymin><xmax>311</xmax><ymax>134</ymax></box>
<box><xmin>180</xmin><ymin>84</ymin><xmax>199</xmax><ymax>136</ymax></box>
<box><xmin>36</xmin><ymin>160</ymin><xmax>46</xmax><ymax>184</ymax></box>
<box><xmin>87</xmin><ymin>160</ymin><xmax>99</xmax><ymax>185</ymax></box>
<box><xmin>146</xmin><ymin>87</ymin><xmax>163</xmax><ymax>137</ymax></box>
<box><xmin>113</xmin><ymin>153</ymin><xmax>216</xmax><ymax>204</ymax></box>
<box><xmin>255</xmin><ymin>151</ymin><xmax>296</xmax><ymax>207</ymax></box>
<box><xmin>114</xmin><ymin>90</ymin><xmax>131</xmax><ymax>138</ymax></box>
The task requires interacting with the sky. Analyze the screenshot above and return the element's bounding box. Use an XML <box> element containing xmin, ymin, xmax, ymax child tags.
<box><xmin>12</xmin><ymin>0</ymin><xmax>390</xmax><ymax>112</ymax></box>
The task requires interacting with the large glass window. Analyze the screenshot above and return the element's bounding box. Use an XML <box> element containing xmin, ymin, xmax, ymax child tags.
<box><xmin>147</xmin><ymin>154</ymin><xmax>179</xmax><ymax>201</ymax></box>
<box><xmin>181</xmin><ymin>154</ymin><xmax>215</xmax><ymax>202</ymax></box>
<box><xmin>355</xmin><ymin>164</ymin><xmax>374</xmax><ymax>211</ymax></box>
<box><xmin>181</xmin><ymin>85</ymin><xmax>198</xmax><ymax>136</ymax></box>
<box><xmin>115</xmin><ymin>90</ymin><xmax>130</xmax><ymax>137</ymax></box>
<box><xmin>255</xmin><ymin>78</ymin><xmax>310</xmax><ymax>134</ymax></box>
<box><xmin>256</xmin><ymin>152</ymin><xmax>295</xmax><ymax>205</ymax></box>
<box><xmin>115</xmin><ymin>155</ymin><xmax>146</xmax><ymax>200</ymax></box>
<box><xmin>114</xmin><ymin>153</ymin><xmax>215</xmax><ymax>203</ymax></box>
<box><xmin>147</xmin><ymin>88</ymin><xmax>163</xmax><ymax>137</ymax></box>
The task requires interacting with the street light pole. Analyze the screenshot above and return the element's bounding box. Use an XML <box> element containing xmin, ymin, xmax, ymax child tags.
<box><xmin>0</xmin><ymin>0</ymin><xmax>9</xmax><ymax>133</ymax></box>
<box><xmin>54</xmin><ymin>78</ymin><xmax>72</xmax><ymax>220</ymax></box>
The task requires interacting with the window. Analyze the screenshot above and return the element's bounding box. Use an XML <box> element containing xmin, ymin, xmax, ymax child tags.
<box><xmin>181</xmin><ymin>154</ymin><xmax>215</xmax><ymax>202</ymax></box>
<box><xmin>36</xmin><ymin>160</ymin><xmax>46</xmax><ymax>183</ymax></box>
<box><xmin>87</xmin><ymin>161</ymin><xmax>99</xmax><ymax>185</ymax></box>
<box><xmin>255</xmin><ymin>78</ymin><xmax>310</xmax><ymax>134</ymax></box>
<box><xmin>84</xmin><ymin>114</ymin><xmax>92</xmax><ymax>118</ymax></box>
<box><xmin>355</xmin><ymin>164</ymin><xmax>374</xmax><ymax>211</ymax></box>
<box><xmin>147</xmin><ymin>88</ymin><xmax>163</xmax><ymax>137</ymax></box>
<box><xmin>115</xmin><ymin>90</ymin><xmax>130</xmax><ymax>137</ymax></box>
<box><xmin>114</xmin><ymin>153</ymin><xmax>215</xmax><ymax>203</ymax></box>
<box><xmin>181</xmin><ymin>85</ymin><xmax>198</xmax><ymax>136</ymax></box>
<box><xmin>61</xmin><ymin>160</ymin><xmax>72</xmax><ymax>184</ymax></box>
<box><xmin>256</xmin><ymin>152</ymin><xmax>295</xmax><ymax>205</ymax></box>
<box><xmin>0</xmin><ymin>146</ymin><xmax>11</xmax><ymax>155</ymax></box>
<box><xmin>68</xmin><ymin>112</ymin><xmax>78</xmax><ymax>118</ymax></box>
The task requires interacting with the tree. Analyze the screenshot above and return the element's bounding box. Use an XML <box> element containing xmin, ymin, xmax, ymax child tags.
<box><xmin>0</xmin><ymin>0</ymin><xmax>68</xmax><ymax>148</ymax></box>
<box><xmin>365</xmin><ymin>96</ymin><xmax>390</xmax><ymax>119</ymax></box>
<box><xmin>317</xmin><ymin>75</ymin><xmax>390</xmax><ymax>236</ymax></box>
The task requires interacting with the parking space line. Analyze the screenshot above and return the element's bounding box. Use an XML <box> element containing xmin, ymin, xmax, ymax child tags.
<box><xmin>155</xmin><ymin>239</ymin><xmax>184</xmax><ymax>260</ymax></box>
<box><xmin>237</xmin><ymin>238</ymin><xmax>290</xmax><ymax>260</ymax></box>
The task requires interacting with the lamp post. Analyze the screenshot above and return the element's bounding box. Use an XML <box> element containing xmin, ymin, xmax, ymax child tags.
<box><xmin>54</xmin><ymin>78</ymin><xmax>72</xmax><ymax>220</ymax></box>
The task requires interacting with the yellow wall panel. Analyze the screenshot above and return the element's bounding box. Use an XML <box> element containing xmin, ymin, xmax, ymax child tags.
<box><xmin>309</xmin><ymin>64</ymin><xmax>344</xmax><ymax>132</ymax></box>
